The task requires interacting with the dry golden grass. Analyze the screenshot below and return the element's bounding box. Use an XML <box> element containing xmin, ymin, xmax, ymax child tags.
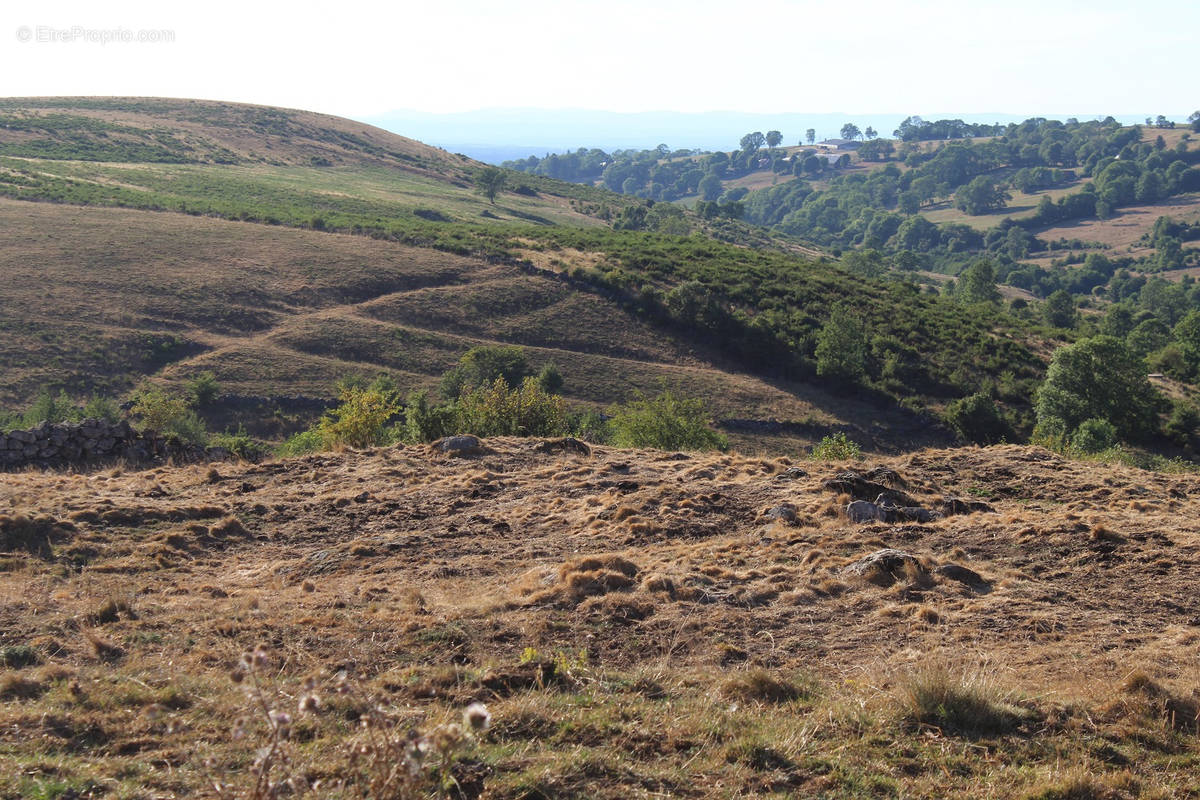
<box><xmin>2</xmin><ymin>440</ymin><xmax>1200</xmax><ymax>796</ymax></box>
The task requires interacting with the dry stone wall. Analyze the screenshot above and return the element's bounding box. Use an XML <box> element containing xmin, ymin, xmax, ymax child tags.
<box><xmin>0</xmin><ymin>419</ymin><xmax>231</xmax><ymax>470</ymax></box>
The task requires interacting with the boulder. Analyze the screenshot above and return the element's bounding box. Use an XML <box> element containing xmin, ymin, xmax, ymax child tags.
<box><xmin>846</xmin><ymin>548</ymin><xmax>928</xmax><ymax>585</ymax></box>
<box><xmin>532</xmin><ymin>437</ymin><xmax>591</xmax><ymax>457</ymax></box>
<box><xmin>825</xmin><ymin>471</ymin><xmax>917</xmax><ymax>505</ymax></box>
<box><xmin>434</xmin><ymin>435</ymin><xmax>487</xmax><ymax>457</ymax></box>
<box><xmin>942</xmin><ymin>497</ymin><xmax>996</xmax><ymax>516</ymax></box>
<box><xmin>761</xmin><ymin>504</ymin><xmax>798</xmax><ymax>524</ymax></box>
<box><xmin>936</xmin><ymin>563</ymin><xmax>988</xmax><ymax>587</ymax></box>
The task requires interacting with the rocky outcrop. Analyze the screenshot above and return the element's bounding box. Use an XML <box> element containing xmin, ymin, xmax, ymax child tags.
<box><xmin>0</xmin><ymin>419</ymin><xmax>231</xmax><ymax>471</ymax></box>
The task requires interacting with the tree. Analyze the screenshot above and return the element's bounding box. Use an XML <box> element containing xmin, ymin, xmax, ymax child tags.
<box><xmin>439</xmin><ymin>345</ymin><xmax>530</xmax><ymax>398</ymax></box>
<box><xmin>1035</xmin><ymin>336</ymin><xmax>1163</xmax><ymax>442</ymax></box>
<box><xmin>1043</xmin><ymin>289</ymin><xmax>1077</xmax><ymax>328</ymax></box>
<box><xmin>815</xmin><ymin>306</ymin><xmax>868</xmax><ymax>384</ymax></box>
<box><xmin>474</xmin><ymin>166</ymin><xmax>507</xmax><ymax>204</ymax></box>
<box><xmin>739</xmin><ymin>131</ymin><xmax>766</xmax><ymax>153</ymax></box>
<box><xmin>765</xmin><ymin>130</ymin><xmax>783</xmax><ymax>150</ymax></box>
<box><xmin>805</xmin><ymin>128</ymin><xmax>816</xmax><ymax>146</ymax></box>
<box><xmin>864</xmin><ymin>126</ymin><xmax>877</xmax><ymax>140</ymax></box>
<box><xmin>958</xmin><ymin>258</ymin><xmax>1002</xmax><ymax>304</ymax></box>
<box><xmin>953</xmin><ymin>176</ymin><xmax>1010</xmax><ymax>215</ymax></box>
<box><xmin>698</xmin><ymin>173</ymin><xmax>723</xmax><ymax>202</ymax></box>
<box><xmin>1173</xmin><ymin>310</ymin><xmax>1200</xmax><ymax>377</ymax></box>
<box><xmin>840</xmin><ymin>123</ymin><xmax>861</xmax><ymax>141</ymax></box>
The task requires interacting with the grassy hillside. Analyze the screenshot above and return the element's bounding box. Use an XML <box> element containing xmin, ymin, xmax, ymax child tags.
<box><xmin>0</xmin><ymin>97</ymin><xmax>468</xmax><ymax>172</ymax></box>
<box><xmin>2</xmin><ymin>441</ymin><xmax>1199</xmax><ymax>797</ymax></box>
<box><xmin>0</xmin><ymin>198</ymin><xmax>950</xmax><ymax>453</ymax></box>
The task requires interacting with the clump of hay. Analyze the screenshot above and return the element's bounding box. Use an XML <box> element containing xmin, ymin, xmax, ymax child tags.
<box><xmin>520</xmin><ymin>554</ymin><xmax>640</xmax><ymax>608</ymax></box>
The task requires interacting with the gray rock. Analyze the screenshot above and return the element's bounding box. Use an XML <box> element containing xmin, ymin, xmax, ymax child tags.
<box><xmin>846</xmin><ymin>548</ymin><xmax>928</xmax><ymax>585</ymax></box>
<box><xmin>776</xmin><ymin>466</ymin><xmax>808</xmax><ymax>480</ymax></box>
<box><xmin>435</xmin><ymin>435</ymin><xmax>486</xmax><ymax>456</ymax></box>
<box><xmin>762</xmin><ymin>504</ymin><xmax>798</xmax><ymax>524</ymax></box>
<box><xmin>936</xmin><ymin>563</ymin><xmax>987</xmax><ymax>587</ymax></box>
<box><xmin>533</xmin><ymin>437</ymin><xmax>591</xmax><ymax>457</ymax></box>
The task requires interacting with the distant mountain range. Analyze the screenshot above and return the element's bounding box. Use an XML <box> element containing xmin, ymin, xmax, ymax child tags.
<box><xmin>365</xmin><ymin>109</ymin><xmax>1156</xmax><ymax>163</ymax></box>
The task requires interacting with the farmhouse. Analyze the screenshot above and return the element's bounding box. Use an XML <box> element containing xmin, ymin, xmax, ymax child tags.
<box><xmin>817</xmin><ymin>138</ymin><xmax>861</xmax><ymax>151</ymax></box>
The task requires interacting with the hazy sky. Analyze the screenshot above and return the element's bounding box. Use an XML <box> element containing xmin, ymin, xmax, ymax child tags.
<box><xmin>2</xmin><ymin>0</ymin><xmax>1196</xmax><ymax>119</ymax></box>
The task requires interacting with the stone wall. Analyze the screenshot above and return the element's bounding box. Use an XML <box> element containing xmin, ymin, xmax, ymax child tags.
<box><xmin>0</xmin><ymin>419</ymin><xmax>231</xmax><ymax>471</ymax></box>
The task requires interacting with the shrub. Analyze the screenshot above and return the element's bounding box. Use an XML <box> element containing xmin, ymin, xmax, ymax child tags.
<box><xmin>943</xmin><ymin>393</ymin><xmax>1010</xmax><ymax>444</ymax></box>
<box><xmin>208</xmin><ymin>426</ymin><xmax>267</xmax><ymax>461</ymax></box>
<box><xmin>402</xmin><ymin>390</ymin><xmax>459</xmax><ymax>444</ymax></box>
<box><xmin>277</xmin><ymin>428</ymin><xmax>324</xmax><ymax>457</ymax></box>
<box><xmin>455</xmin><ymin>377</ymin><xmax>569</xmax><ymax>438</ymax></box>
<box><xmin>606</xmin><ymin>391</ymin><xmax>727</xmax><ymax>451</ymax></box>
<box><xmin>896</xmin><ymin>661</ymin><xmax>1022</xmax><ymax>735</ymax></box>
<box><xmin>571</xmin><ymin>409</ymin><xmax>611</xmax><ymax>443</ymax></box>
<box><xmin>130</xmin><ymin>386</ymin><xmax>208</xmax><ymax>445</ymax></box>
<box><xmin>810</xmin><ymin>432</ymin><xmax>862</xmax><ymax>461</ymax></box>
<box><xmin>187</xmin><ymin>371</ymin><xmax>221</xmax><ymax>407</ymax></box>
<box><xmin>82</xmin><ymin>394</ymin><xmax>121</xmax><ymax>424</ymax></box>
<box><xmin>1071</xmin><ymin>418</ymin><xmax>1118</xmax><ymax>454</ymax></box>
<box><xmin>21</xmin><ymin>390</ymin><xmax>81</xmax><ymax>428</ymax></box>
<box><xmin>439</xmin><ymin>345</ymin><xmax>530</xmax><ymax>399</ymax></box>
<box><xmin>316</xmin><ymin>386</ymin><xmax>402</xmax><ymax>449</ymax></box>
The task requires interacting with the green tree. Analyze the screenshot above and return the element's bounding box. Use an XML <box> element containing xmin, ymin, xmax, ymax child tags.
<box><xmin>957</xmin><ymin>259</ymin><xmax>1002</xmax><ymax>304</ymax></box>
<box><xmin>1043</xmin><ymin>289</ymin><xmax>1077</xmax><ymax>328</ymax></box>
<box><xmin>698</xmin><ymin>173</ymin><xmax>723</xmax><ymax>202</ymax></box>
<box><xmin>765</xmin><ymin>130</ymin><xmax>783</xmax><ymax>150</ymax></box>
<box><xmin>954</xmin><ymin>176</ymin><xmax>1010</xmax><ymax>215</ymax></box>
<box><xmin>739</xmin><ymin>131</ymin><xmax>766</xmax><ymax>153</ymax></box>
<box><xmin>815</xmin><ymin>306</ymin><xmax>868</xmax><ymax>384</ymax></box>
<box><xmin>474</xmin><ymin>166</ymin><xmax>507</xmax><ymax>204</ymax></box>
<box><xmin>805</xmin><ymin>128</ymin><xmax>816</xmax><ymax>146</ymax></box>
<box><xmin>864</xmin><ymin>126</ymin><xmax>877</xmax><ymax>140</ymax></box>
<box><xmin>1172</xmin><ymin>310</ymin><xmax>1200</xmax><ymax>378</ymax></box>
<box><xmin>439</xmin><ymin>345</ymin><xmax>530</xmax><ymax>398</ymax></box>
<box><xmin>840</xmin><ymin>123</ymin><xmax>861</xmax><ymax>141</ymax></box>
<box><xmin>1035</xmin><ymin>336</ymin><xmax>1163</xmax><ymax>442</ymax></box>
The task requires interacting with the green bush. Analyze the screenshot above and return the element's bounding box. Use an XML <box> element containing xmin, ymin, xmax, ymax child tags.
<box><xmin>810</xmin><ymin>432</ymin><xmax>862</xmax><ymax>461</ymax></box>
<box><xmin>402</xmin><ymin>390</ymin><xmax>458</xmax><ymax>444</ymax></box>
<box><xmin>456</xmin><ymin>377</ymin><xmax>569</xmax><ymax>438</ymax></box>
<box><xmin>277</xmin><ymin>429</ymin><xmax>324</xmax><ymax>457</ymax></box>
<box><xmin>606</xmin><ymin>391</ymin><xmax>727</xmax><ymax>452</ymax></box>
<box><xmin>187</xmin><ymin>371</ymin><xmax>221</xmax><ymax>407</ymax></box>
<box><xmin>208</xmin><ymin>426</ymin><xmax>267</xmax><ymax>461</ymax></box>
<box><xmin>21</xmin><ymin>390</ymin><xmax>82</xmax><ymax>427</ymax></box>
<box><xmin>130</xmin><ymin>386</ymin><xmax>208</xmax><ymax>445</ymax></box>
<box><xmin>1071</xmin><ymin>418</ymin><xmax>1118</xmax><ymax>454</ymax></box>
<box><xmin>316</xmin><ymin>387</ymin><xmax>402</xmax><ymax>449</ymax></box>
<box><xmin>943</xmin><ymin>393</ymin><xmax>1010</xmax><ymax>444</ymax></box>
<box><xmin>439</xmin><ymin>345</ymin><xmax>530</xmax><ymax>399</ymax></box>
<box><xmin>570</xmin><ymin>409</ymin><xmax>611</xmax><ymax>443</ymax></box>
<box><xmin>82</xmin><ymin>394</ymin><xmax>121</xmax><ymax>424</ymax></box>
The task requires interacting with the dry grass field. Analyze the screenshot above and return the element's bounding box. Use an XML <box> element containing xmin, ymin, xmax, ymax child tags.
<box><xmin>2</xmin><ymin>439</ymin><xmax>1199</xmax><ymax>798</ymax></box>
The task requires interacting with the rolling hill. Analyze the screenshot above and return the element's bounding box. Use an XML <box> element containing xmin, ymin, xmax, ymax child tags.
<box><xmin>0</xmin><ymin>97</ymin><xmax>1071</xmax><ymax>453</ymax></box>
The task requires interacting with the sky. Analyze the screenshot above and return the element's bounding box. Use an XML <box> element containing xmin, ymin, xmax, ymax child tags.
<box><xmin>1</xmin><ymin>0</ymin><xmax>1197</xmax><ymax>120</ymax></box>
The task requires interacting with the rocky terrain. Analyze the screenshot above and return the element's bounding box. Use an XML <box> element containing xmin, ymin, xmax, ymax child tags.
<box><xmin>2</xmin><ymin>440</ymin><xmax>1199</xmax><ymax>797</ymax></box>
